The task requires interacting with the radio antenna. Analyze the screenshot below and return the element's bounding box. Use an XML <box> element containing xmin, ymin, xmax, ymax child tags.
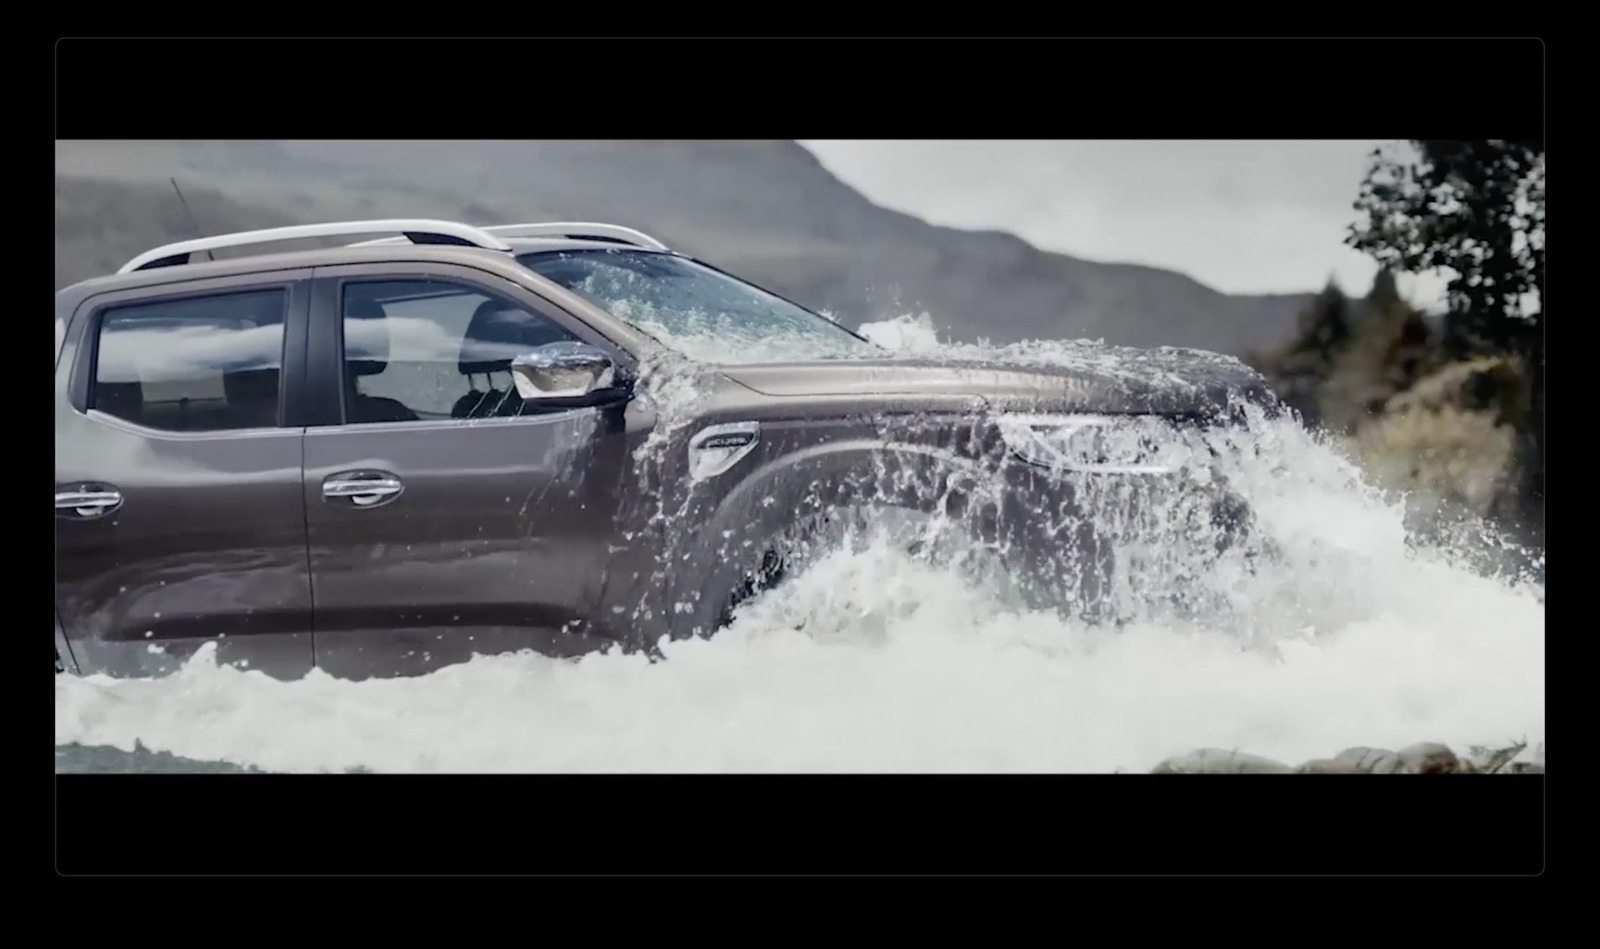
<box><xmin>169</xmin><ymin>177</ymin><xmax>215</xmax><ymax>261</ymax></box>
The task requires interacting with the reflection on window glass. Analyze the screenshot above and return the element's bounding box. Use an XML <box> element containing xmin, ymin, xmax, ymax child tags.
<box><xmin>93</xmin><ymin>289</ymin><xmax>287</xmax><ymax>432</ymax></box>
<box><xmin>518</xmin><ymin>249</ymin><xmax>882</xmax><ymax>364</ymax></box>
<box><xmin>340</xmin><ymin>280</ymin><xmax>578</xmax><ymax>424</ymax></box>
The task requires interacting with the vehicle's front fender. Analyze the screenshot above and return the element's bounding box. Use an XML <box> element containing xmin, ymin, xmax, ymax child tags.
<box><xmin>667</xmin><ymin>436</ymin><xmax>1007</xmax><ymax>638</ymax></box>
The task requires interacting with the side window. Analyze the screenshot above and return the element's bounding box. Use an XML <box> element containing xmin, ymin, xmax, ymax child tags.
<box><xmin>92</xmin><ymin>288</ymin><xmax>288</xmax><ymax>432</ymax></box>
<box><xmin>340</xmin><ymin>279</ymin><xmax>580</xmax><ymax>424</ymax></box>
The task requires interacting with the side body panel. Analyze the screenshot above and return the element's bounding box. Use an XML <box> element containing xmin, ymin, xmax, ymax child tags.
<box><xmin>54</xmin><ymin>270</ymin><xmax>316</xmax><ymax>679</ymax></box>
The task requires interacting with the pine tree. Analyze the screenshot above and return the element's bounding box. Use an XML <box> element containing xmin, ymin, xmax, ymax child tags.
<box><xmin>1260</xmin><ymin>279</ymin><xmax>1352</xmax><ymax>426</ymax></box>
<box><xmin>1319</xmin><ymin>282</ymin><xmax>1435</xmax><ymax>434</ymax></box>
<box><xmin>1366</xmin><ymin>268</ymin><xmax>1400</xmax><ymax>309</ymax></box>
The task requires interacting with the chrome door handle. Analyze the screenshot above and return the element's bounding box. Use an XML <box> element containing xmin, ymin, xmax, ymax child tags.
<box><xmin>55</xmin><ymin>486</ymin><xmax>123</xmax><ymax>519</ymax></box>
<box><xmin>322</xmin><ymin>473</ymin><xmax>404</xmax><ymax>507</ymax></box>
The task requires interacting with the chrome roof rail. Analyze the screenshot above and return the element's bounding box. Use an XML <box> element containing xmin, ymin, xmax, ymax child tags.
<box><xmin>481</xmin><ymin>222</ymin><xmax>670</xmax><ymax>251</ymax></box>
<box><xmin>349</xmin><ymin>221</ymin><xmax>670</xmax><ymax>252</ymax></box>
<box><xmin>117</xmin><ymin>219</ymin><xmax>514</xmax><ymax>274</ymax></box>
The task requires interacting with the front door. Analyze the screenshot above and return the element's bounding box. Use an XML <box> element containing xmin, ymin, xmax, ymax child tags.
<box><xmin>301</xmin><ymin>263</ymin><xmax>642</xmax><ymax>679</ymax></box>
<box><xmin>55</xmin><ymin>273</ymin><xmax>316</xmax><ymax>679</ymax></box>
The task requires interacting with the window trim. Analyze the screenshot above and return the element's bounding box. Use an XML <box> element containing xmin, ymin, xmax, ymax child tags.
<box><xmin>305</xmin><ymin>262</ymin><xmax>633</xmax><ymax>429</ymax></box>
<box><xmin>66</xmin><ymin>270</ymin><xmax>314</xmax><ymax>434</ymax></box>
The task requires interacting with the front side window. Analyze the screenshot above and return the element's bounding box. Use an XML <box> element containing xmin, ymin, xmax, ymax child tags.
<box><xmin>339</xmin><ymin>279</ymin><xmax>581</xmax><ymax>424</ymax></box>
<box><xmin>92</xmin><ymin>288</ymin><xmax>288</xmax><ymax>432</ymax></box>
<box><xmin>518</xmin><ymin>248</ymin><xmax>882</xmax><ymax>364</ymax></box>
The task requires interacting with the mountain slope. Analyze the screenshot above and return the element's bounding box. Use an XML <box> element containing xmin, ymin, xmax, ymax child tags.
<box><xmin>54</xmin><ymin>140</ymin><xmax>1311</xmax><ymax>355</ymax></box>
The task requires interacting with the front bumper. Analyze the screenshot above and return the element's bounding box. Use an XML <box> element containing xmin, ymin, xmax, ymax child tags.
<box><xmin>987</xmin><ymin>456</ymin><xmax>1256</xmax><ymax>619</ymax></box>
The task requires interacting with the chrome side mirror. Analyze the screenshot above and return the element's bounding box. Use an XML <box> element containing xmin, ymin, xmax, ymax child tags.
<box><xmin>510</xmin><ymin>342</ymin><xmax>618</xmax><ymax>402</ymax></box>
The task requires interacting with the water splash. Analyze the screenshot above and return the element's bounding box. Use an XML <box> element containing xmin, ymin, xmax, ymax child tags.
<box><xmin>55</xmin><ymin>313</ymin><xmax>1544</xmax><ymax>773</ymax></box>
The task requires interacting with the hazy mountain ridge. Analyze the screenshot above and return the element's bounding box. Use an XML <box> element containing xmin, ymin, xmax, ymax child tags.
<box><xmin>55</xmin><ymin>140</ymin><xmax>1311</xmax><ymax>355</ymax></box>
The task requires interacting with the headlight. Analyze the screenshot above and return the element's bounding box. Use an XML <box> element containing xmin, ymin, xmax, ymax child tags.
<box><xmin>995</xmin><ymin>414</ymin><xmax>1204</xmax><ymax>475</ymax></box>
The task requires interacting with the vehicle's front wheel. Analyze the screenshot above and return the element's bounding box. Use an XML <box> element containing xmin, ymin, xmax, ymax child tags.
<box><xmin>714</xmin><ymin>502</ymin><xmax>1022</xmax><ymax>633</ymax></box>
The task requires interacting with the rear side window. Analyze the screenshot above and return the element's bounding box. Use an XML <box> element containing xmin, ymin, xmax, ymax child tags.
<box><xmin>92</xmin><ymin>288</ymin><xmax>288</xmax><ymax>432</ymax></box>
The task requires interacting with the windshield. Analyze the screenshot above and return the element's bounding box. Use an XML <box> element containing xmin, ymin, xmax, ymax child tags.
<box><xmin>517</xmin><ymin>248</ymin><xmax>883</xmax><ymax>363</ymax></box>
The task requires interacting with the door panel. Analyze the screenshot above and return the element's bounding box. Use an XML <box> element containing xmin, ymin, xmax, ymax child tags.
<box><xmin>302</xmin><ymin>267</ymin><xmax>640</xmax><ymax>679</ymax></box>
<box><xmin>303</xmin><ymin>412</ymin><xmax>632</xmax><ymax>677</ymax></box>
<box><xmin>54</xmin><ymin>275</ymin><xmax>315</xmax><ymax>679</ymax></box>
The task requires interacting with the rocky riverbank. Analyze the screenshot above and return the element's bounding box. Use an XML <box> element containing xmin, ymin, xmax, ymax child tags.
<box><xmin>1150</xmin><ymin>740</ymin><xmax>1544</xmax><ymax>774</ymax></box>
<box><xmin>57</xmin><ymin>739</ymin><xmax>1545</xmax><ymax>774</ymax></box>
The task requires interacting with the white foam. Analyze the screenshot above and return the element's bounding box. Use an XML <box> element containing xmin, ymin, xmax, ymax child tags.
<box><xmin>54</xmin><ymin>318</ymin><xmax>1545</xmax><ymax>773</ymax></box>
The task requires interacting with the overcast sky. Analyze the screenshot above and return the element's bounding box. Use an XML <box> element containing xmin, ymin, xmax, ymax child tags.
<box><xmin>799</xmin><ymin>140</ymin><xmax>1447</xmax><ymax>309</ymax></box>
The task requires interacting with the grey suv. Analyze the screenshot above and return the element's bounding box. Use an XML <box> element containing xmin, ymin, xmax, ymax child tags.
<box><xmin>55</xmin><ymin>219</ymin><xmax>1275</xmax><ymax>680</ymax></box>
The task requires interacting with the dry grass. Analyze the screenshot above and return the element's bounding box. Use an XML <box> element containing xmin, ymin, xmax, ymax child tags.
<box><xmin>1349</xmin><ymin>404</ymin><xmax>1517</xmax><ymax>521</ymax></box>
<box><xmin>1343</xmin><ymin>355</ymin><xmax>1524</xmax><ymax>525</ymax></box>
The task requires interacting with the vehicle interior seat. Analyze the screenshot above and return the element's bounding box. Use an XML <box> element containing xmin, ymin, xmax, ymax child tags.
<box><xmin>222</xmin><ymin>367</ymin><xmax>281</xmax><ymax>429</ymax></box>
<box><xmin>93</xmin><ymin>381</ymin><xmax>145</xmax><ymax>428</ymax></box>
<box><xmin>453</xmin><ymin>299</ymin><xmax>573</xmax><ymax>419</ymax></box>
<box><xmin>344</xmin><ymin>298</ymin><xmax>420</xmax><ymax>424</ymax></box>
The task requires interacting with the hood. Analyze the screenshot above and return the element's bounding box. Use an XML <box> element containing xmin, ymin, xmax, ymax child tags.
<box><xmin>714</xmin><ymin>347</ymin><xmax>1278</xmax><ymax>418</ymax></box>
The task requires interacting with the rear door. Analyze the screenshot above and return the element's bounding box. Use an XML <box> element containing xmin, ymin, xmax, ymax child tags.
<box><xmin>300</xmin><ymin>262</ymin><xmax>641</xmax><ymax>679</ymax></box>
<box><xmin>55</xmin><ymin>271</ymin><xmax>316</xmax><ymax>679</ymax></box>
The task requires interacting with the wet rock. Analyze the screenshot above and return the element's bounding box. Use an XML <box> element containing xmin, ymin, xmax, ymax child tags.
<box><xmin>1151</xmin><ymin>748</ymin><xmax>1293</xmax><ymax>774</ymax></box>
<box><xmin>1465</xmin><ymin>740</ymin><xmax>1530</xmax><ymax>774</ymax></box>
<box><xmin>1334</xmin><ymin>746</ymin><xmax>1407</xmax><ymax>774</ymax></box>
<box><xmin>1152</xmin><ymin>740</ymin><xmax>1539</xmax><ymax>775</ymax></box>
<box><xmin>1397</xmin><ymin>742</ymin><xmax>1461</xmax><ymax>774</ymax></box>
<box><xmin>1295</xmin><ymin>757</ymin><xmax>1366</xmax><ymax>774</ymax></box>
